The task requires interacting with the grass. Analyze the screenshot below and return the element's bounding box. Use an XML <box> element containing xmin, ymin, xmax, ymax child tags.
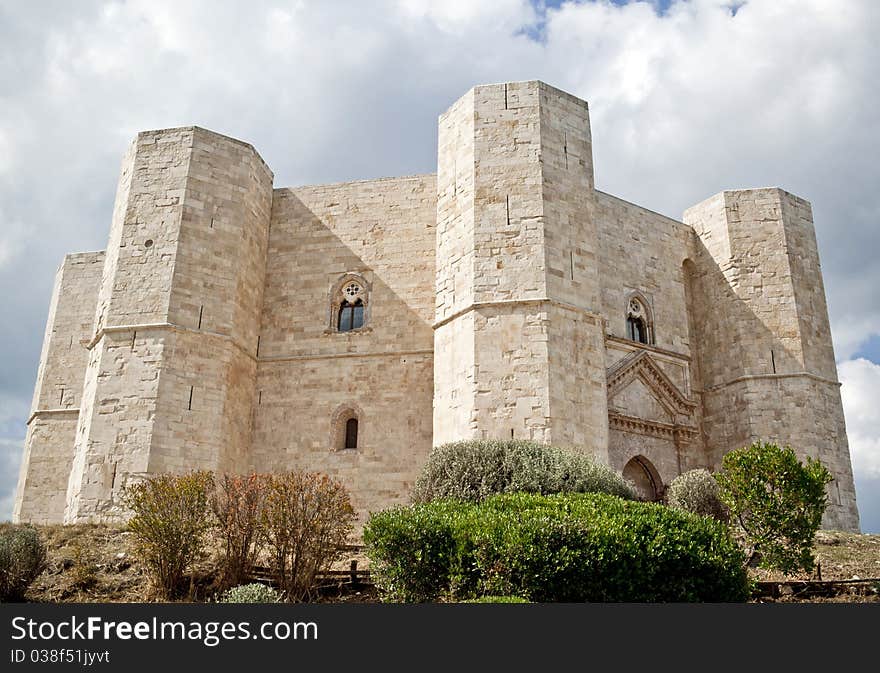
<box><xmin>3</xmin><ymin>523</ymin><xmax>878</xmax><ymax>603</ymax></box>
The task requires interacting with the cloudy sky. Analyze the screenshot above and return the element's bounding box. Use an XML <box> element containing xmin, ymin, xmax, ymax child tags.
<box><xmin>1</xmin><ymin>0</ymin><xmax>878</xmax><ymax>530</ymax></box>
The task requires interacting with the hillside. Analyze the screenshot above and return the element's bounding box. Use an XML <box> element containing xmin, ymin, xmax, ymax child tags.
<box><xmin>6</xmin><ymin>524</ymin><xmax>878</xmax><ymax>603</ymax></box>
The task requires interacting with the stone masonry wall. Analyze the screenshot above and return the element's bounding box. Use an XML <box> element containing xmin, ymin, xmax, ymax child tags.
<box><xmin>150</xmin><ymin>127</ymin><xmax>273</xmax><ymax>477</ymax></box>
<box><xmin>252</xmin><ymin>176</ymin><xmax>436</xmax><ymax>521</ymax></box>
<box><xmin>65</xmin><ymin>128</ymin><xmax>273</xmax><ymax>522</ymax></box>
<box><xmin>14</xmin><ymin>80</ymin><xmax>860</xmax><ymax>532</ymax></box>
<box><xmin>597</xmin><ymin>192</ymin><xmax>708</xmax><ymax>479</ymax></box>
<box><xmin>684</xmin><ymin>188</ymin><xmax>859</xmax><ymax>531</ymax></box>
<box><xmin>13</xmin><ymin>252</ymin><xmax>104</xmax><ymax>523</ymax></box>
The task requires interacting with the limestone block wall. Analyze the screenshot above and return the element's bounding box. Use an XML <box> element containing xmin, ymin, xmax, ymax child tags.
<box><xmin>252</xmin><ymin>175</ymin><xmax>436</xmax><ymax>520</ymax></box>
<box><xmin>435</xmin><ymin>82</ymin><xmax>552</xmax><ymax>443</ymax></box>
<box><xmin>596</xmin><ymin>193</ymin><xmax>694</xmax><ymax>354</ymax></box>
<box><xmin>596</xmin><ymin>192</ymin><xmax>708</xmax><ymax>478</ymax></box>
<box><xmin>149</xmin><ymin>128</ymin><xmax>273</xmax><ymax>477</ymax></box>
<box><xmin>13</xmin><ymin>79</ymin><xmax>860</xmax><ymax>530</ymax></box>
<box><xmin>13</xmin><ymin>252</ymin><xmax>104</xmax><ymax>523</ymax></box>
<box><xmin>65</xmin><ymin>127</ymin><xmax>273</xmax><ymax>522</ymax></box>
<box><xmin>538</xmin><ymin>86</ymin><xmax>608</xmax><ymax>454</ymax></box>
<box><xmin>435</xmin><ymin>81</ymin><xmax>608</xmax><ymax>448</ymax></box>
<box><xmin>546</xmin><ymin>305</ymin><xmax>607</xmax><ymax>451</ymax></box>
<box><xmin>684</xmin><ymin>188</ymin><xmax>859</xmax><ymax>531</ymax></box>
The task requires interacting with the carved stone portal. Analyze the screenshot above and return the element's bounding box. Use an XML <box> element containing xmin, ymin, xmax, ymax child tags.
<box><xmin>606</xmin><ymin>349</ymin><xmax>698</xmax><ymax>489</ymax></box>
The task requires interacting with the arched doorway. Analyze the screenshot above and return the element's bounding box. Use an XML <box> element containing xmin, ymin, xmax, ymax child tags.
<box><xmin>622</xmin><ymin>456</ymin><xmax>662</xmax><ymax>502</ymax></box>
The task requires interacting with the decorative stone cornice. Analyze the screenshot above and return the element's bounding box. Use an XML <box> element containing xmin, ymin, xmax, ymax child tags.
<box><xmin>432</xmin><ymin>298</ymin><xmax>602</xmax><ymax>330</ymax></box>
<box><xmin>703</xmin><ymin>371</ymin><xmax>841</xmax><ymax>392</ymax></box>
<box><xmin>605</xmin><ymin>334</ymin><xmax>692</xmax><ymax>362</ymax></box>
<box><xmin>27</xmin><ymin>408</ymin><xmax>80</xmax><ymax>425</ymax></box>
<box><xmin>609</xmin><ymin>412</ymin><xmax>698</xmax><ymax>443</ymax></box>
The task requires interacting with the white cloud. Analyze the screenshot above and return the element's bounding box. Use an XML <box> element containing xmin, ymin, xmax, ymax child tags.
<box><xmin>840</xmin><ymin>358</ymin><xmax>880</xmax><ymax>480</ymax></box>
<box><xmin>0</xmin><ymin>0</ymin><xmax>879</xmax><ymax>524</ymax></box>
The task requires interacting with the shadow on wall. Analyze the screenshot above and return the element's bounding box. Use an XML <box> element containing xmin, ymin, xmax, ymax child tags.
<box><xmin>248</xmin><ymin>183</ymin><xmax>436</xmax><ymax>521</ymax></box>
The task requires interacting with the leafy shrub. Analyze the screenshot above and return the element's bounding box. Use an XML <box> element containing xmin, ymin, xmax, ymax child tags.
<box><xmin>667</xmin><ymin>469</ymin><xmax>727</xmax><ymax>521</ymax></box>
<box><xmin>412</xmin><ymin>439</ymin><xmax>636</xmax><ymax>504</ymax></box>
<box><xmin>716</xmin><ymin>441</ymin><xmax>832</xmax><ymax>574</ymax></box>
<box><xmin>220</xmin><ymin>582</ymin><xmax>280</xmax><ymax>604</ymax></box>
<box><xmin>123</xmin><ymin>471</ymin><xmax>215</xmax><ymax>600</ymax></box>
<box><xmin>261</xmin><ymin>471</ymin><xmax>356</xmax><ymax>602</ymax></box>
<box><xmin>0</xmin><ymin>525</ymin><xmax>47</xmax><ymax>602</ymax></box>
<box><xmin>462</xmin><ymin>595</ymin><xmax>528</xmax><ymax>603</ymax></box>
<box><xmin>211</xmin><ymin>473</ymin><xmax>268</xmax><ymax>589</ymax></box>
<box><xmin>365</xmin><ymin>492</ymin><xmax>749</xmax><ymax>603</ymax></box>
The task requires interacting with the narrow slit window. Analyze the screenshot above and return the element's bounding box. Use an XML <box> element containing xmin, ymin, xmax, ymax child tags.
<box><xmin>344</xmin><ymin>418</ymin><xmax>359</xmax><ymax>449</ymax></box>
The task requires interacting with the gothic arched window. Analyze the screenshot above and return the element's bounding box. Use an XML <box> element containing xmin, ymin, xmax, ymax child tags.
<box><xmin>626</xmin><ymin>295</ymin><xmax>653</xmax><ymax>345</ymax></box>
<box><xmin>330</xmin><ymin>275</ymin><xmax>369</xmax><ymax>333</ymax></box>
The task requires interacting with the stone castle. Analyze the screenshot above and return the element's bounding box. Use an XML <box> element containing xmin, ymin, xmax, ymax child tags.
<box><xmin>13</xmin><ymin>81</ymin><xmax>860</xmax><ymax>531</ymax></box>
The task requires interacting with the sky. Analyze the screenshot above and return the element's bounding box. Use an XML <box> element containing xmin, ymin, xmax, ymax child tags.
<box><xmin>1</xmin><ymin>0</ymin><xmax>878</xmax><ymax>531</ymax></box>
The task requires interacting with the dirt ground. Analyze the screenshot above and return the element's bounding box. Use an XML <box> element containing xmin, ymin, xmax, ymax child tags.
<box><xmin>8</xmin><ymin>524</ymin><xmax>879</xmax><ymax>603</ymax></box>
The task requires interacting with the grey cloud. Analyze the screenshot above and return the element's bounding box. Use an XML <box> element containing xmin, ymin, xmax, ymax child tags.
<box><xmin>1</xmin><ymin>0</ymin><xmax>877</xmax><ymax>528</ymax></box>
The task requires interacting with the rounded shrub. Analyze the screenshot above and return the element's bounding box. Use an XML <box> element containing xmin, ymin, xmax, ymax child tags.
<box><xmin>716</xmin><ymin>441</ymin><xmax>832</xmax><ymax>574</ymax></box>
<box><xmin>412</xmin><ymin>439</ymin><xmax>636</xmax><ymax>504</ymax></box>
<box><xmin>220</xmin><ymin>582</ymin><xmax>280</xmax><ymax>604</ymax></box>
<box><xmin>0</xmin><ymin>525</ymin><xmax>47</xmax><ymax>602</ymax></box>
<box><xmin>666</xmin><ymin>469</ymin><xmax>727</xmax><ymax>521</ymax></box>
<box><xmin>365</xmin><ymin>492</ymin><xmax>749</xmax><ymax>603</ymax></box>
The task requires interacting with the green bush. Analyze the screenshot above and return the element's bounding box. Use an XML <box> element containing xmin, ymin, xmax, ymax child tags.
<box><xmin>412</xmin><ymin>440</ymin><xmax>636</xmax><ymax>504</ymax></box>
<box><xmin>0</xmin><ymin>525</ymin><xmax>47</xmax><ymax>602</ymax></box>
<box><xmin>462</xmin><ymin>595</ymin><xmax>528</xmax><ymax>603</ymax></box>
<box><xmin>220</xmin><ymin>582</ymin><xmax>280</xmax><ymax>604</ymax></box>
<box><xmin>716</xmin><ymin>441</ymin><xmax>832</xmax><ymax>574</ymax></box>
<box><xmin>123</xmin><ymin>471</ymin><xmax>215</xmax><ymax>600</ymax></box>
<box><xmin>666</xmin><ymin>469</ymin><xmax>727</xmax><ymax>521</ymax></box>
<box><xmin>365</xmin><ymin>492</ymin><xmax>749</xmax><ymax>603</ymax></box>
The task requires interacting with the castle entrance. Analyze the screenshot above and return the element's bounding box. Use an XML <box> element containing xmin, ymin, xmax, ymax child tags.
<box><xmin>622</xmin><ymin>455</ymin><xmax>662</xmax><ymax>501</ymax></box>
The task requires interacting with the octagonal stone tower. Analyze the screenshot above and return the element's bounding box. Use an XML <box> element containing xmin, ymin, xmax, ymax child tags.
<box><xmin>684</xmin><ymin>189</ymin><xmax>859</xmax><ymax>530</ymax></box>
<box><xmin>13</xmin><ymin>80</ymin><xmax>860</xmax><ymax>532</ymax></box>
<box><xmin>433</xmin><ymin>81</ymin><xmax>609</xmax><ymax>453</ymax></box>
<box><xmin>61</xmin><ymin>127</ymin><xmax>273</xmax><ymax>522</ymax></box>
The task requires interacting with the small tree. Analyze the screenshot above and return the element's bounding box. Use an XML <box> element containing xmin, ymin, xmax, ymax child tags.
<box><xmin>261</xmin><ymin>471</ymin><xmax>355</xmax><ymax>602</ymax></box>
<box><xmin>0</xmin><ymin>525</ymin><xmax>47</xmax><ymax>602</ymax></box>
<box><xmin>715</xmin><ymin>441</ymin><xmax>832</xmax><ymax>574</ymax></box>
<box><xmin>667</xmin><ymin>469</ymin><xmax>727</xmax><ymax>522</ymax></box>
<box><xmin>123</xmin><ymin>471</ymin><xmax>215</xmax><ymax>600</ymax></box>
<box><xmin>211</xmin><ymin>473</ymin><xmax>267</xmax><ymax>589</ymax></box>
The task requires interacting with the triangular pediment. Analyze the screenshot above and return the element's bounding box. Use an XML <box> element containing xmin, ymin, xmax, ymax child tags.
<box><xmin>606</xmin><ymin>350</ymin><xmax>696</xmax><ymax>422</ymax></box>
<box><xmin>609</xmin><ymin>376</ymin><xmax>674</xmax><ymax>423</ymax></box>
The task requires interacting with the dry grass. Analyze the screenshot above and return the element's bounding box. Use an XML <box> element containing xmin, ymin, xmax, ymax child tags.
<box><xmin>749</xmin><ymin>530</ymin><xmax>880</xmax><ymax>603</ymax></box>
<box><xmin>22</xmin><ymin>524</ymin><xmax>148</xmax><ymax>603</ymax></box>
<box><xmin>750</xmin><ymin>530</ymin><xmax>880</xmax><ymax>582</ymax></box>
<box><xmin>7</xmin><ymin>524</ymin><xmax>879</xmax><ymax>603</ymax></box>
<box><xmin>15</xmin><ymin>523</ymin><xmax>365</xmax><ymax>603</ymax></box>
